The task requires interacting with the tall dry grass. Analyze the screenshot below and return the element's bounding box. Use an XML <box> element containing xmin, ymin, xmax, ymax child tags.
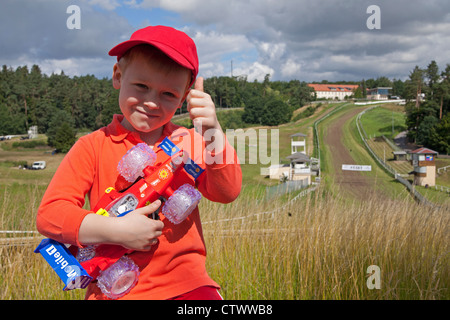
<box><xmin>0</xmin><ymin>183</ymin><xmax>83</xmax><ymax>299</ymax></box>
<box><xmin>0</xmin><ymin>184</ymin><xmax>448</xmax><ymax>299</ymax></box>
<box><xmin>202</xmin><ymin>187</ymin><xmax>449</xmax><ymax>300</ymax></box>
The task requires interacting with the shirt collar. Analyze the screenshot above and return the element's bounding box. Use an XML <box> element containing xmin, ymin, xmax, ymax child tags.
<box><xmin>107</xmin><ymin>114</ymin><xmax>181</xmax><ymax>144</ymax></box>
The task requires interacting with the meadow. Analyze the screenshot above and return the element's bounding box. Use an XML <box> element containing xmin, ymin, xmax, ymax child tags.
<box><xmin>1</xmin><ymin>181</ymin><xmax>448</xmax><ymax>300</ymax></box>
<box><xmin>1</xmin><ymin>103</ymin><xmax>449</xmax><ymax>300</ymax></box>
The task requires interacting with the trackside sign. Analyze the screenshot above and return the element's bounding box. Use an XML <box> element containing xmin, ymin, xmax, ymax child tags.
<box><xmin>342</xmin><ymin>164</ymin><xmax>372</xmax><ymax>172</ymax></box>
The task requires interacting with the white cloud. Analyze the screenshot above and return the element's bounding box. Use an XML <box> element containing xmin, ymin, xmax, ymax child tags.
<box><xmin>233</xmin><ymin>62</ymin><xmax>275</xmax><ymax>82</ymax></box>
<box><xmin>4</xmin><ymin>55</ymin><xmax>116</xmax><ymax>79</ymax></box>
<box><xmin>257</xmin><ymin>42</ymin><xmax>286</xmax><ymax>62</ymax></box>
<box><xmin>281</xmin><ymin>59</ymin><xmax>301</xmax><ymax>78</ymax></box>
<box><xmin>191</xmin><ymin>30</ymin><xmax>253</xmax><ymax>62</ymax></box>
<box><xmin>87</xmin><ymin>0</ymin><xmax>121</xmax><ymax>10</ymax></box>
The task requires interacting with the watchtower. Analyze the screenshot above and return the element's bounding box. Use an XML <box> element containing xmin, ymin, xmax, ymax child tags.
<box><xmin>409</xmin><ymin>147</ymin><xmax>438</xmax><ymax>187</ymax></box>
<box><xmin>290</xmin><ymin>133</ymin><xmax>306</xmax><ymax>154</ymax></box>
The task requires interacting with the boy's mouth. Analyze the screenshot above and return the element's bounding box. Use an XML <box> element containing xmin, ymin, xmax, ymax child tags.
<box><xmin>137</xmin><ymin>109</ymin><xmax>159</xmax><ymax>118</ymax></box>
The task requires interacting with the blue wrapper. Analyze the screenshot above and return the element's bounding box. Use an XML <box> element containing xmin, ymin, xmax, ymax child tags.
<box><xmin>184</xmin><ymin>158</ymin><xmax>204</xmax><ymax>180</ymax></box>
<box><xmin>34</xmin><ymin>238</ymin><xmax>92</xmax><ymax>291</ymax></box>
<box><xmin>158</xmin><ymin>136</ymin><xmax>204</xmax><ymax>179</ymax></box>
<box><xmin>158</xmin><ymin>137</ymin><xmax>180</xmax><ymax>156</ymax></box>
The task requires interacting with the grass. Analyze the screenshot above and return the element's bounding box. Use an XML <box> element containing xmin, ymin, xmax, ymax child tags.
<box><xmin>367</xmin><ymin>137</ymin><xmax>413</xmax><ymax>174</ymax></box>
<box><xmin>1</xmin><ymin>182</ymin><xmax>448</xmax><ymax>300</ymax></box>
<box><xmin>1</xmin><ymin>104</ymin><xmax>449</xmax><ymax>300</ymax></box>
<box><xmin>0</xmin><ymin>183</ymin><xmax>85</xmax><ymax>300</ymax></box>
<box><xmin>202</xmin><ymin>189</ymin><xmax>449</xmax><ymax>299</ymax></box>
<box><xmin>359</xmin><ymin>104</ymin><xmax>407</xmax><ymax>140</ymax></box>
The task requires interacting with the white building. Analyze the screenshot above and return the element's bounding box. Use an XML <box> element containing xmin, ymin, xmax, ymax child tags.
<box><xmin>366</xmin><ymin>87</ymin><xmax>392</xmax><ymax>100</ymax></box>
<box><xmin>261</xmin><ymin>132</ymin><xmax>314</xmax><ymax>186</ymax></box>
<box><xmin>308</xmin><ymin>84</ymin><xmax>359</xmax><ymax>100</ymax></box>
<box><xmin>290</xmin><ymin>132</ymin><xmax>306</xmax><ymax>154</ymax></box>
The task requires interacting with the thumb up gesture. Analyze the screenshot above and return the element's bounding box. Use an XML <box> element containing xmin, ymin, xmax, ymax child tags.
<box><xmin>186</xmin><ymin>77</ymin><xmax>225</xmax><ymax>151</ymax></box>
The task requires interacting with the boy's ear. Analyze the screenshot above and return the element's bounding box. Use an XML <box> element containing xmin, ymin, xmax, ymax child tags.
<box><xmin>112</xmin><ymin>63</ymin><xmax>122</xmax><ymax>89</ymax></box>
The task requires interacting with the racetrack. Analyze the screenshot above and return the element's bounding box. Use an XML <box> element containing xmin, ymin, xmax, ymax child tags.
<box><xmin>322</xmin><ymin>106</ymin><xmax>376</xmax><ymax>200</ymax></box>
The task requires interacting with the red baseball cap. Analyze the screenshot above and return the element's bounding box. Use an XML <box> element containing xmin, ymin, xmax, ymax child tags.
<box><xmin>109</xmin><ymin>25</ymin><xmax>198</xmax><ymax>87</ymax></box>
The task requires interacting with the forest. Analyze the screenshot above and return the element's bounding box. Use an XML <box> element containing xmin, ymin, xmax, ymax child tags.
<box><xmin>403</xmin><ymin>61</ymin><xmax>450</xmax><ymax>154</ymax></box>
<box><xmin>0</xmin><ymin>61</ymin><xmax>448</xmax><ymax>153</ymax></box>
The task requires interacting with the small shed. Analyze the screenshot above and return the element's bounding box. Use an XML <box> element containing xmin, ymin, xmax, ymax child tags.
<box><xmin>392</xmin><ymin>150</ymin><xmax>407</xmax><ymax>161</ymax></box>
<box><xmin>286</xmin><ymin>152</ymin><xmax>312</xmax><ymax>184</ymax></box>
<box><xmin>409</xmin><ymin>147</ymin><xmax>438</xmax><ymax>187</ymax></box>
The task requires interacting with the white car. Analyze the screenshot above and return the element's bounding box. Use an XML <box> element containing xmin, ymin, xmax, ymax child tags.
<box><xmin>31</xmin><ymin>161</ymin><xmax>46</xmax><ymax>170</ymax></box>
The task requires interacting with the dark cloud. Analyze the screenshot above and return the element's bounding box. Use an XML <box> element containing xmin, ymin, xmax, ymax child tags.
<box><xmin>0</xmin><ymin>0</ymin><xmax>133</xmax><ymax>76</ymax></box>
<box><xmin>2</xmin><ymin>0</ymin><xmax>450</xmax><ymax>81</ymax></box>
<box><xmin>166</xmin><ymin>0</ymin><xmax>450</xmax><ymax>81</ymax></box>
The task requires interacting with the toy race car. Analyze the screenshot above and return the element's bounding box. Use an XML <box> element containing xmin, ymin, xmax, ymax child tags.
<box><xmin>36</xmin><ymin>137</ymin><xmax>204</xmax><ymax>299</ymax></box>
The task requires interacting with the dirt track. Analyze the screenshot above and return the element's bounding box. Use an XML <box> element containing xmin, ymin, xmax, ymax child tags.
<box><xmin>323</xmin><ymin>107</ymin><xmax>374</xmax><ymax>200</ymax></box>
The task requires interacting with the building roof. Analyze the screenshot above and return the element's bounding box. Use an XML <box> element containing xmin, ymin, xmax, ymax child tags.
<box><xmin>308</xmin><ymin>83</ymin><xmax>359</xmax><ymax>92</ymax></box>
<box><xmin>290</xmin><ymin>133</ymin><xmax>306</xmax><ymax>137</ymax></box>
<box><xmin>367</xmin><ymin>87</ymin><xmax>392</xmax><ymax>93</ymax></box>
<box><xmin>286</xmin><ymin>152</ymin><xmax>311</xmax><ymax>162</ymax></box>
<box><xmin>409</xmin><ymin>147</ymin><xmax>438</xmax><ymax>155</ymax></box>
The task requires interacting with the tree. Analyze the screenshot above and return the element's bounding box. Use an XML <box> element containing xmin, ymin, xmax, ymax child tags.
<box><xmin>53</xmin><ymin>122</ymin><xmax>77</xmax><ymax>153</ymax></box>
<box><xmin>46</xmin><ymin>109</ymin><xmax>76</xmax><ymax>150</ymax></box>
<box><xmin>242</xmin><ymin>95</ymin><xmax>265</xmax><ymax>124</ymax></box>
<box><xmin>416</xmin><ymin>115</ymin><xmax>438</xmax><ymax>146</ymax></box>
<box><xmin>426</xmin><ymin>60</ymin><xmax>440</xmax><ymax>101</ymax></box>
<box><xmin>392</xmin><ymin>79</ymin><xmax>405</xmax><ymax>98</ymax></box>
<box><xmin>428</xmin><ymin>114</ymin><xmax>450</xmax><ymax>154</ymax></box>
<box><xmin>261</xmin><ymin>96</ymin><xmax>292</xmax><ymax>126</ymax></box>
<box><xmin>437</xmin><ymin>64</ymin><xmax>450</xmax><ymax>120</ymax></box>
<box><xmin>405</xmin><ymin>66</ymin><xmax>425</xmax><ymax>107</ymax></box>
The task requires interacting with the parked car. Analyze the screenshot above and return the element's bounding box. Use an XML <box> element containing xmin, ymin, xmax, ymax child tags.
<box><xmin>31</xmin><ymin>161</ymin><xmax>46</xmax><ymax>170</ymax></box>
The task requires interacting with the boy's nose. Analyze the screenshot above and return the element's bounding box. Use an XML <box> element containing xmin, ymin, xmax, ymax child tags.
<box><xmin>143</xmin><ymin>100</ymin><xmax>159</xmax><ymax>110</ymax></box>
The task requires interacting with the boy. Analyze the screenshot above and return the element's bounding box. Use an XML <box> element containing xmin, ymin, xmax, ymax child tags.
<box><xmin>36</xmin><ymin>26</ymin><xmax>242</xmax><ymax>300</ymax></box>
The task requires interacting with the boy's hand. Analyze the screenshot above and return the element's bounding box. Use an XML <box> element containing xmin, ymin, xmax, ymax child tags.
<box><xmin>117</xmin><ymin>200</ymin><xmax>164</xmax><ymax>251</ymax></box>
<box><xmin>187</xmin><ymin>77</ymin><xmax>225</xmax><ymax>151</ymax></box>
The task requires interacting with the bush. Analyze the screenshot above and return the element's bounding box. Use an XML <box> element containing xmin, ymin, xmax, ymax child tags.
<box><xmin>11</xmin><ymin>140</ymin><xmax>47</xmax><ymax>149</ymax></box>
<box><xmin>261</xmin><ymin>97</ymin><xmax>292</xmax><ymax>126</ymax></box>
<box><xmin>53</xmin><ymin>122</ymin><xmax>77</xmax><ymax>153</ymax></box>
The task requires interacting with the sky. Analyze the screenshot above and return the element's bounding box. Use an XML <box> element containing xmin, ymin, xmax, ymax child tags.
<box><xmin>1</xmin><ymin>0</ymin><xmax>450</xmax><ymax>82</ymax></box>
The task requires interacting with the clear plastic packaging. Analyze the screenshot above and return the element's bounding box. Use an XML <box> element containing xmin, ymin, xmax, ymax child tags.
<box><xmin>118</xmin><ymin>143</ymin><xmax>157</xmax><ymax>182</ymax></box>
<box><xmin>76</xmin><ymin>245</ymin><xmax>97</xmax><ymax>262</ymax></box>
<box><xmin>96</xmin><ymin>256</ymin><xmax>140</xmax><ymax>299</ymax></box>
<box><xmin>107</xmin><ymin>193</ymin><xmax>139</xmax><ymax>217</ymax></box>
<box><xmin>162</xmin><ymin>184</ymin><xmax>202</xmax><ymax>224</ymax></box>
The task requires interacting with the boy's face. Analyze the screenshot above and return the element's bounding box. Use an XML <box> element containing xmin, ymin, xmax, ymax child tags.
<box><xmin>112</xmin><ymin>53</ymin><xmax>191</xmax><ymax>135</ymax></box>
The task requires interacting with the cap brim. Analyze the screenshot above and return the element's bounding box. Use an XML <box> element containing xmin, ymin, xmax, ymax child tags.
<box><xmin>109</xmin><ymin>40</ymin><xmax>195</xmax><ymax>74</ymax></box>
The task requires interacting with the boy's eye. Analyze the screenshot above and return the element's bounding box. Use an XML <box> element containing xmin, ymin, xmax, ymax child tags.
<box><xmin>135</xmin><ymin>83</ymin><xmax>148</xmax><ymax>90</ymax></box>
<box><xmin>163</xmin><ymin>92</ymin><xmax>176</xmax><ymax>98</ymax></box>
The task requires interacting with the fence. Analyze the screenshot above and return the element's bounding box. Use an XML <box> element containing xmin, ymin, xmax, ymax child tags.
<box><xmin>437</xmin><ymin>165</ymin><xmax>450</xmax><ymax>175</ymax></box>
<box><xmin>265</xmin><ymin>179</ymin><xmax>309</xmax><ymax>199</ymax></box>
<box><xmin>203</xmin><ymin>184</ymin><xmax>319</xmax><ymax>225</ymax></box>
<box><xmin>355</xmin><ymin>106</ymin><xmax>435</xmax><ymax>206</ymax></box>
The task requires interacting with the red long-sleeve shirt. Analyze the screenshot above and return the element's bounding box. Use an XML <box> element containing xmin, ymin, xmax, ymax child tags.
<box><xmin>36</xmin><ymin>114</ymin><xmax>242</xmax><ymax>299</ymax></box>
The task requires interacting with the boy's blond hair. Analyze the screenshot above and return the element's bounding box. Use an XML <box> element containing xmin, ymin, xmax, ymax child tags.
<box><xmin>118</xmin><ymin>44</ymin><xmax>192</xmax><ymax>88</ymax></box>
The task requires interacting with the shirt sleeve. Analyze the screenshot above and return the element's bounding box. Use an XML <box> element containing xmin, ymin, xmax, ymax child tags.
<box><xmin>36</xmin><ymin>136</ymin><xmax>96</xmax><ymax>246</ymax></box>
<box><xmin>195</xmin><ymin>133</ymin><xmax>242</xmax><ymax>204</ymax></box>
